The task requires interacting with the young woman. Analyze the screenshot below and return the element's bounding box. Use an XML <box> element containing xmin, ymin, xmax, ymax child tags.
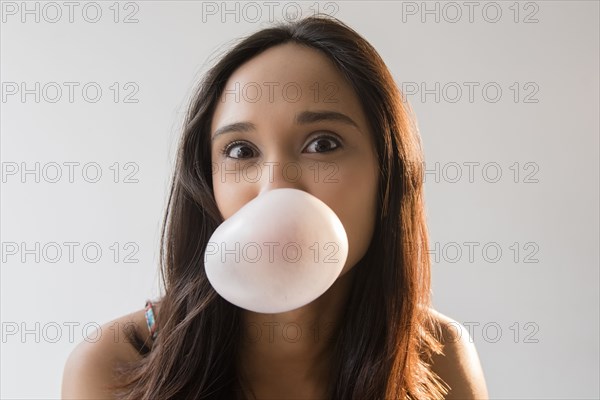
<box><xmin>62</xmin><ymin>15</ymin><xmax>488</xmax><ymax>400</ymax></box>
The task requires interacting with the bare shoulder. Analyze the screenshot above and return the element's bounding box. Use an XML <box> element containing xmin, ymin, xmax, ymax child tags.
<box><xmin>427</xmin><ymin>308</ymin><xmax>489</xmax><ymax>400</ymax></box>
<box><xmin>61</xmin><ymin>307</ymin><xmax>152</xmax><ymax>399</ymax></box>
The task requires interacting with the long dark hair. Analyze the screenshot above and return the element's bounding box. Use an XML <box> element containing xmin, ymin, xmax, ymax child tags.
<box><xmin>112</xmin><ymin>15</ymin><xmax>449</xmax><ymax>399</ymax></box>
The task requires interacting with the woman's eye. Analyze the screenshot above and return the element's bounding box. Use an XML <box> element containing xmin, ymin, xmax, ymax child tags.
<box><xmin>221</xmin><ymin>135</ymin><xmax>341</xmax><ymax>159</ymax></box>
<box><xmin>304</xmin><ymin>135</ymin><xmax>341</xmax><ymax>154</ymax></box>
<box><xmin>222</xmin><ymin>141</ymin><xmax>256</xmax><ymax>159</ymax></box>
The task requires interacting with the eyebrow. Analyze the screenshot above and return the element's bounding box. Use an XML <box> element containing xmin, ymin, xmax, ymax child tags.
<box><xmin>211</xmin><ymin>110</ymin><xmax>360</xmax><ymax>141</ymax></box>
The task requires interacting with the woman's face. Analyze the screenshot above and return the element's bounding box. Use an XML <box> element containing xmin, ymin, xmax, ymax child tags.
<box><xmin>210</xmin><ymin>43</ymin><xmax>379</xmax><ymax>277</ymax></box>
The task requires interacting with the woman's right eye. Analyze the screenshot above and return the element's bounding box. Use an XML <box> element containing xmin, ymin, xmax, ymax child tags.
<box><xmin>221</xmin><ymin>140</ymin><xmax>256</xmax><ymax>159</ymax></box>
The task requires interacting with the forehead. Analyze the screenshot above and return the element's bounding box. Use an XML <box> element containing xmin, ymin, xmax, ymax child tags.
<box><xmin>211</xmin><ymin>43</ymin><xmax>369</xmax><ymax>132</ymax></box>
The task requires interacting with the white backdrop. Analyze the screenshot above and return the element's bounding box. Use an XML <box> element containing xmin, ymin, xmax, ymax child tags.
<box><xmin>1</xmin><ymin>1</ymin><xmax>598</xmax><ymax>398</ymax></box>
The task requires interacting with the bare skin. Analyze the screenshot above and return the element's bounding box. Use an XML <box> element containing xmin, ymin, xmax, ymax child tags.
<box><xmin>61</xmin><ymin>304</ymin><xmax>489</xmax><ymax>399</ymax></box>
<box><xmin>235</xmin><ymin>267</ymin><xmax>356</xmax><ymax>399</ymax></box>
<box><xmin>62</xmin><ymin>43</ymin><xmax>489</xmax><ymax>399</ymax></box>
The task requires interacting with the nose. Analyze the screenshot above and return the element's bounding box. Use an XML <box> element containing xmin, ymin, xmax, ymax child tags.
<box><xmin>257</xmin><ymin>159</ymin><xmax>307</xmax><ymax>197</ymax></box>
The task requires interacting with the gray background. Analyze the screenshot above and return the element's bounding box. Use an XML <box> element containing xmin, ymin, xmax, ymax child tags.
<box><xmin>1</xmin><ymin>1</ymin><xmax>598</xmax><ymax>398</ymax></box>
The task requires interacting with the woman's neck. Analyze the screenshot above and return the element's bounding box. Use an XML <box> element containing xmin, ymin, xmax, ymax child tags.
<box><xmin>236</xmin><ymin>268</ymin><xmax>356</xmax><ymax>399</ymax></box>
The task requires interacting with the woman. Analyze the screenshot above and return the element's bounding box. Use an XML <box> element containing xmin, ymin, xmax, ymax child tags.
<box><xmin>62</xmin><ymin>15</ymin><xmax>488</xmax><ymax>399</ymax></box>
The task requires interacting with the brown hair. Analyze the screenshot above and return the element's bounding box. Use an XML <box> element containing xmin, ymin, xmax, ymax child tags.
<box><xmin>112</xmin><ymin>14</ymin><xmax>449</xmax><ymax>399</ymax></box>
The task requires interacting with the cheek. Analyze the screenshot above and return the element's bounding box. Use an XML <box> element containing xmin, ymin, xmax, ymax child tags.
<box><xmin>338</xmin><ymin>192</ymin><xmax>378</xmax><ymax>275</ymax></box>
<box><xmin>320</xmin><ymin>163</ymin><xmax>379</xmax><ymax>275</ymax></box>
<box><xmin>212</xmin><ymin>173</ymin><xmax>251</xmax><ymax>220</ymax></box>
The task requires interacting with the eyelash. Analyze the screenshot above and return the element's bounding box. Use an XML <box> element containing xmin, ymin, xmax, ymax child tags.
<box><xmin>220</xmin><ymin>134</ymin><xmax>342</xmax><ymax>159</ymax></box>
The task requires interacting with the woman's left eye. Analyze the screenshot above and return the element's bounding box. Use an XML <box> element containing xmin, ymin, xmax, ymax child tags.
<box><xmin>303</xmin><ymin>135</ymin><xmax>342</xmax><ymax>154</ymax></box>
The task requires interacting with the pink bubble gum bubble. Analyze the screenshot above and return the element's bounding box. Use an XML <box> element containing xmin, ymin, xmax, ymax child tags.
<box><xmin>204</xmin><ymin>188</ymin><xmax>349</xmax><ymax>314</ymax></box>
